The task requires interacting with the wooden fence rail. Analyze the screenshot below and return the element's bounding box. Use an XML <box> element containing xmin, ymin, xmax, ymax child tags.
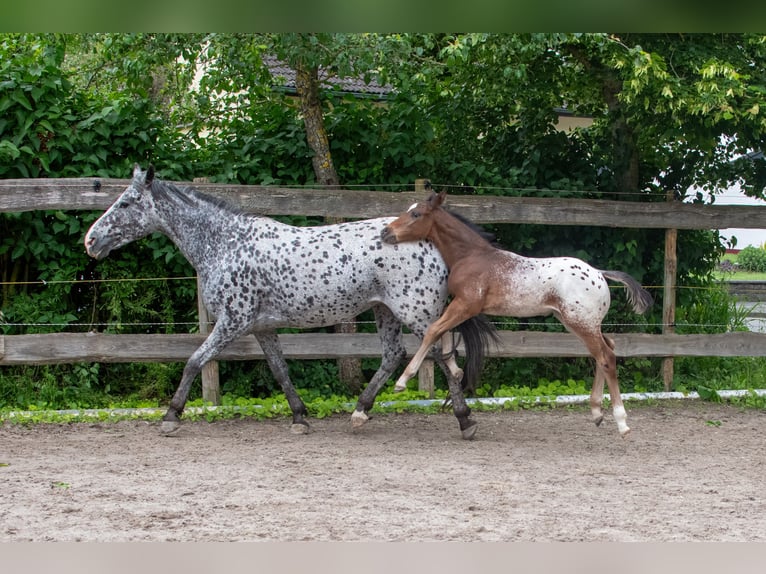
<box><xmin>2</xmin><ymin>178</ymin><xmax>766</xmax><ymax>397</ymax></box>
<box><xmin>3</xmin><ymin>178</ymin><xmax>766</xmax><ymax>229</ymax></box>
<box><xmin>2</xmin><ymin>331</ymin><xmax>766</xmax><ymax>366</ymax></box>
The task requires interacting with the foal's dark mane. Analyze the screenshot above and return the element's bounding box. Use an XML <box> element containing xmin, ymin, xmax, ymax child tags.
<box><xmin>444</xmin><ymin>208</ymin><xmax>499</xmax><ymax>247</ymax></box>
<box><xmin>149</xmin><ymin>177</ymin><xmax>246</xmax><ymax>216</ymax></box>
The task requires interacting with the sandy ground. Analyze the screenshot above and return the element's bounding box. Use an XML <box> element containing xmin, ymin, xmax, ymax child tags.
<box><xmin>2</xmin><ymin>401</ymin><xmax>765</xmax><ymax>542</ymax></box>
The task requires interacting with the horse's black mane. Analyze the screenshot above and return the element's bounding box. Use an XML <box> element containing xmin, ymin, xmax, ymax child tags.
<box><xmin>149</xmin><ymin>177</ymin><xmax>247</xmax><ymax>216</ymax></box>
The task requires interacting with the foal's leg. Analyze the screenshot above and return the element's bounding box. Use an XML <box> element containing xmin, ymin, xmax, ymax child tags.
<box><xmin>589</xmin><ymin>366</ymin><xmax>606</xmax><ymax>427</ymax></box>
<box><xmin>255</xmin><ymin>331</ymin><xmax>310</xmax><ymax>434</ymax></box>
<box><xmin>161</xmin><ymin>321</ymin><xmax>242</xmax><ymax>435</ymax></box>
<box><xmin>351</xmin><ymin>306</ymin><xmax>406</xmax><ymax>427</ymax></box>
<box><xmin>582</xmin><ymin>333</ymin><xmax>629</xmax><ymax>437</ymax></box>
<box><xmin>588</xmin><ymin>336</ymin><xmax>614</xmax><ymax>427</ymax></box>
<box><xmin>394</xmin><ymin>300</ymin><xmax>475</xmax><ymax>391</ymax></box>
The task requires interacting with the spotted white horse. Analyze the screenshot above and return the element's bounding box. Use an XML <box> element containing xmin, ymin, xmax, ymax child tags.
<box><xmin>85</xmin><ymin>165</ymin><xmax>496</xmax><ymax>439</ymax></box>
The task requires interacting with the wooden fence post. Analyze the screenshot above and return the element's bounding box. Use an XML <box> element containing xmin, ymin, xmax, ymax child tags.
<box><xmin>414</xmin><ymin>178</ymin><xmax>435</xmax><ymax>397</ymax></box>
<box><xmin>662</xmin><ymin>190</ymin><xmax>678</xmax><ymax>391</ymax></box>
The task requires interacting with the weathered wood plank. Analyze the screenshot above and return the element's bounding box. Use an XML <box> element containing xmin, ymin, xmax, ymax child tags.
<box><xmin>2</xmin><ymin>331</ymin><xmax>765</xmax><ymax>365</ymax></box>
<box><xmin>2</xmin><ymin>178</ymin><xmax>765</xmax><ymax>230</ymax></box>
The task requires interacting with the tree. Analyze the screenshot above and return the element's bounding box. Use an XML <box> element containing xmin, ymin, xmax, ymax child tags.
<box><xmin>405</xmin><ymin>33</ymin><xmax>766</xmax><ymax>198</ymax></box>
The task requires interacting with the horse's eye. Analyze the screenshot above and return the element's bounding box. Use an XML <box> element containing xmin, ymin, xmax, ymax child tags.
<box><xmin>118</xmin><ymin>201</ymin><xmax>130</xmax><ymax>209</ymax></box>
<box><xmin>411</xmin><ymin>210</ymin><xmax>421</xmax><ymax>219</ymax></box>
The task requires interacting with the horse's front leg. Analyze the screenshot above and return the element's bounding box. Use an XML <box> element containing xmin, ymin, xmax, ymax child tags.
<box><xmin>162</xmin><ymin>323</ymin><xmax>240</xmax><ymax>435</ymax></box>
<box><xmin>255</xmin><ymin>331</ymin><xmax>310</xmax><ymax>434</ymax></box>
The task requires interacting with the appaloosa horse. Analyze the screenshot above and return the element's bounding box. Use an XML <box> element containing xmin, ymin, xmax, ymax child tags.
<box><xmin>381</xmin><ymin>189</ymin><xmax>653</xmax><ymax>437</ymax></box>
<box><xmin>85</xmin><ymin>165</ymin><xmax>495</xmax><ymax>439</ymax></box>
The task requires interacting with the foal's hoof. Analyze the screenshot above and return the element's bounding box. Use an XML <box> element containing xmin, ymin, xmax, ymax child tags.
<box><xmin>592</xmin><ymin>415</ymin><xmax>604</xmax><ymax>428</ymax></box>
<box><xmin>461</xmin><ymin>421</ymin><xmax>478</xmax><ymax>441</ymax></box>
<box><xmin>160</xmin><ymin>420</ymin><xmax>181</xmax><ymax>436</ymax></box>
<box><xmin>290</xmin><ymin>422</ymin><xmax>310</xmax><ymax>435</ymax></box>
<box><xmin>393</xmin><ymin>383</ymin><xmax>407</xmax><ymax>393</ymax></box>
<box><xmin>351</xmin><ymin>410</ymin><xmax>369</xmax><ymax>428</ymax></box>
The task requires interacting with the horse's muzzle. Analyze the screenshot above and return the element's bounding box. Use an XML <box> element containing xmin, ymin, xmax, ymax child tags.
<box><xmin>380</xmin><ymin>226</ymin><xmax>397</xmax><ymax>244</ymax></box>
<box><xmin>84</xmin><ymin>233</ymin><xmax>109</xmax><ymax>260</ymax></box>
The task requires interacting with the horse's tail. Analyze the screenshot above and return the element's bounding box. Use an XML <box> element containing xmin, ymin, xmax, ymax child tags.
<box><xmin>600</xmin><ymin>270</ymin><xmax>654</xmax><ymax>314</ymax></box>
<box><xmin>454</xmin><ymin>313</ymin><xmax>500</xmax><ymax>394</ymax></box>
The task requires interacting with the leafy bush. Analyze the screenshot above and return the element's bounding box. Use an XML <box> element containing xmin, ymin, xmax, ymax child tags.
<box><xmin>736</xmin><ymin>245</ymin><xmax>766</xmax><ymax>272</ymax></box>
<box><xmin>0</xmin><ymin>34</ymin><xmax>755</xmax><ymax>410</ymax></box>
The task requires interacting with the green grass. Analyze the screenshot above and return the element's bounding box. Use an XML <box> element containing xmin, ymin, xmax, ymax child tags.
<box><xmin>3</xmin><ymin>366</ymin><xmax>766</xmax><ymax>425</ymax></box>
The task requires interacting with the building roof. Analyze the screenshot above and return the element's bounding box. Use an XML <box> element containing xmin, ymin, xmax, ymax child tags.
<box><xmin>263</xmin><ymin>55</ymin><xmax>392</xmax><ymax>98</ymax></box>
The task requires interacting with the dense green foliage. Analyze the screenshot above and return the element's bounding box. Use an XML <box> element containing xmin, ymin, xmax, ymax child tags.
<box><xmin>736</xmin><ymin>245</ymin><xmax>766</xmax><ymax>272</ymax></box>
<box><xmin>2</xmin><ymin>33</ymin><xmax>766</xmax><ymax>411</ymax></box>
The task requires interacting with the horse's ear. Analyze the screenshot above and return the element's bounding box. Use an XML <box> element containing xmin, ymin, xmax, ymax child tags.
<box><xmin>145</xmin><ymin>164</ymin><xmax>155</xmax><ymax>186</ymax></box>
<box><xmin>426</xmin><ymin>188</ymin><xmax>445</xmax><ymax>209</ymax></box>
<box><xmin>132</xmin><ymin>163</ymin><xmax>142</xmax><ymax>178</ymax></box>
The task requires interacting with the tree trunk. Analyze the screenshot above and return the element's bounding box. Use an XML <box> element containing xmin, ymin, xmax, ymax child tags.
<box><xmin>294</xmin><ymin>61</ymin><xmax>365</xmax><ymax>394</ymax></box>
<box><xmin>566</xmin><ymin>45</ymin><xmax>640</xmax><ymax>195</ymax></box>
<box><xmin>601</xmin><ymin>76</ymin><xmax>640</xmax><ymax>195</ymax></box>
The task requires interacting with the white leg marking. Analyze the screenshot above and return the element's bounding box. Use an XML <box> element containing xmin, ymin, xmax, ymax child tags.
<box><xmin>351</xmin><ymin>410</ymin><xmax>369</xmax><ymax>427</ymax></box>
<box><xmin>613</xmin><ymin>405</ymin><xmax>630</xmax><ymax>436</ymax></box>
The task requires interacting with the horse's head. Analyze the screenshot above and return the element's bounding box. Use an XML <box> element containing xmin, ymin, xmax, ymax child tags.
<box><xmin>84</xmin><ymin>163</ymin><xmax>160</xmax><ymax>259</ymax></box>
<box><xmin>381</xmin><ymin>189</ymin><xmax>446</xmax><ymax>245</ymax></box>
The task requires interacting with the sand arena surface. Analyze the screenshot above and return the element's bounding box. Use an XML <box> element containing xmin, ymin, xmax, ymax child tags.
<box><xmin>2</xmin><ymin>401</ymin><xmax>765</xmax><ymax>541</ymax></box>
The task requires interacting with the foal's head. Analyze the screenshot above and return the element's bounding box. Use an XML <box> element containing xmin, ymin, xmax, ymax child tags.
<box><xmin>381</xmin><ymin>190</ymin><xmax>447</xmax><ymax>245</ymax></box>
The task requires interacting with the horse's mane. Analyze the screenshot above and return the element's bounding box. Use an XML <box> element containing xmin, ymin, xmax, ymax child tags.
<box><xmin>149</xmin><ymin>177</ymin><xmax>246</xmax><ymax>216</ymax></box>
<box><xmin>444</xmin><ymin>208</ymin><xmax>500</xmax><ymax>247</ymax></box>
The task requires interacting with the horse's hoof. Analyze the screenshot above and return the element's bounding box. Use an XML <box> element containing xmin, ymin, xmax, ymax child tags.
<box><xmin>393</xmin><ymin>383</ymin><xmax>406</xmax><ymax>393</ymax></box>
<box><xmin>290</xmin><ymin>422</ymin><xmax>310</xmax><ymax>435</ymax></box>
<box><xmin>160</xmin><ymin>420</ymin><xmax>181</xmax><ymax>436</ymax></box>
<box><xmin>351</xmin><ymin>410</ymin><xmax>369</xmax><ymax>428</ymax></box>
<box><xmin>619</xmin><ymin>427</ymin><xmax>631</xmax><ymax>439</ymax></box>
<box><xmin>461</xmin><ymin>422</ymin><xmax>478</xmax><ymax>441</ymax></box>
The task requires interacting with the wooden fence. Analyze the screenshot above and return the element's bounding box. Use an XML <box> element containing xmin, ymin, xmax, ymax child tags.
<box><xmin>2</xmin><ymin>177</ymin><xmax>766</xmax><ymax>398</ymax></box>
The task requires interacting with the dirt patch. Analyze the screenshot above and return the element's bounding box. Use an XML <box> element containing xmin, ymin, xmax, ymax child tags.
<box><xmin>2</xmin><ymin>401</ymin><xmax>765</xmax><ymax>541</ymax></box>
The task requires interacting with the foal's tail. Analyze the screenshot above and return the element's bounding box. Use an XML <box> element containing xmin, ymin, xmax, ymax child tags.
<box><xmin>600</xmin><ymin>270</ymin><xmax>654</xmax><ymax>314</ymax></box>
<box><xmin>454</xmin><ymin>314</ymin><xmax>500</xmax><ymax>394</ymax></box>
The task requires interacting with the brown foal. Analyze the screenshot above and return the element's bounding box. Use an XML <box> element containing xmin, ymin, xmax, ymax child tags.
<box><xmin>381</xmin><ymin>190</ymin><xmax>653</xmax><ymax>437</ymax></box>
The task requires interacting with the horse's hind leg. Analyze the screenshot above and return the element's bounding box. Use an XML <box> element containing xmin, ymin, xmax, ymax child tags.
<box><xmin>432</xmin><ymin>333</ymin><xmax>476</xmax><ymax>439</ymax></box>
<box><xmin>256</xmin><ymin>331</ymin><xmax>310</xmax><ymax>434</ymax></box>
<box><xmin>351</xmin><ymin>305</ymin><xmax>406</xmax><ymax>427</ymax></box>
<box><xmin>437</xmin><ymin>332</ymin><xmax>464</xmax><ymax>382</ymax></box>
<box><xmin>437</xmin><ymin>353</ymin><xmax>477</xmax><ymax>440</ymax></box>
